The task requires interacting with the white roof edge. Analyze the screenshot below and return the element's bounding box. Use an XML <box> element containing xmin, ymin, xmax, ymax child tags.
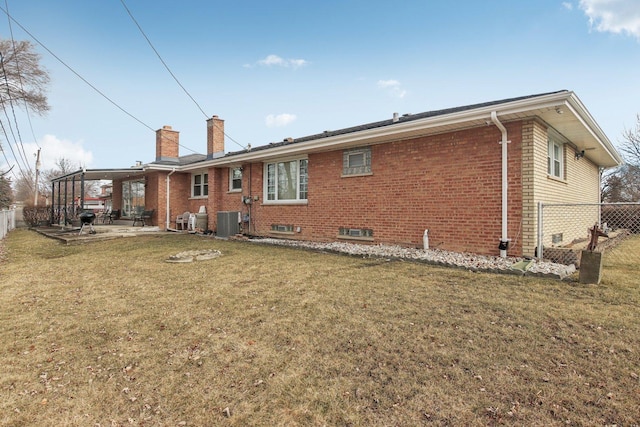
<box><xmin>565</xmin><ymin>92</ymin><xmax>623</xmax><ymax>165</ymax></box>
<box><xmin>176</xmin><ymin>91</ymin><xmax>621</xmax><ymax>170</ymax></box>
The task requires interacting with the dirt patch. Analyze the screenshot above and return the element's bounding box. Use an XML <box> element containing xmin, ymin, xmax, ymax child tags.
<box><xmin>165</xmin><ymin>249</ymin><xmax>222</xmax><ymax>263</ymax></box>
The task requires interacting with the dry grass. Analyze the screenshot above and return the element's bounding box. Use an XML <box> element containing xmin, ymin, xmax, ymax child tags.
<box><xmin>1</xmin><ymin>229</ymin><xmax>639</xmax><ymax>426</ymax></box>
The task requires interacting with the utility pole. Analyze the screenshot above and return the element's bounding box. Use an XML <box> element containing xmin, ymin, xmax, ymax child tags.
<box><xmin>33</xmin><ymin>148</ymin><xmax>41</xmax><ymax>206</ymax></box>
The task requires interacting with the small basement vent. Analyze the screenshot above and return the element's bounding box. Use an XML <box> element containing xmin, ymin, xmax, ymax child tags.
<box><xmin>339</xmin><ymin>227</ymin><xmax>373</xmax><ymax>238</ymax></box>
<box><xmin>552</xmin><ymin>233</ymin><xmax>563</xmax><ymax>244</ymax></box>
<box><xmin>271</xmin><ymin>224</ymin><xmax>293</xmax><ymax>233</ymax></box>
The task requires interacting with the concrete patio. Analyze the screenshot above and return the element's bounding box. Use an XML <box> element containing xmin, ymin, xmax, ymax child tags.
<box><xmin>33</xmin><ymin>222</ymin><xmax>164</xmax><ymax>244</ymax></box>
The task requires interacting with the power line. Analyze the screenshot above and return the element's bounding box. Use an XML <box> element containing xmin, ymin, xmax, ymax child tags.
<box><xmin>5</xmin><ymin>0</ymin><xmax>40</xmax><ymax>150</ymax></box>
<box><xmin>0</xmin><ymin>4</ymin><xmax>157</xmax><ymax>133</ymax></box>
<box><xmin>0</xmin><ymin>51</ymin><xmax>33</xmax><ymax>174</ymax></box>
<box><xmin>0</xmin><ymin>97</ymin><xmax>27</xmax><ymax>175</ymax></box>
<box><xmin>0</xmin><ymin>6</ymin><xmax>203</xmax><ymax>166</ymax></box>
<box><xmin>1</xmin><ymin>5</ymin><xmax>209</xmax><ymax>156</ymax></box>
<box><xmin>0</xmin><ymin>116</ymin><xmax>31</xmax><ymax>186</ymax></box>
<box><xmin>119</xmin><ymin>0</ymin><xmax>208</xmax><ymax>119</ymax></box>
<box><xmin>2</xmin><ymin>0</ymin><xmax>35</xmax><ymax>172</ymax></box>
<box><xmin>0</xmin><ymin>5</ymin><xmax>205</xmax><ymax>157</ymax></box>
<box><xmin>119</xmin><ymin>0</ymin><xmax>247</xmax><ymax>151</ymax></box>
<box><xmin>1</xmin><ymin>4</ymin><xmax>243</xmax><ymax>159</ymax></box>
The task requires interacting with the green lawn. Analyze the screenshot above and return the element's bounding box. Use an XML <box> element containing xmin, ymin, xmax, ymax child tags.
<box><xmin>1</xmin><ymin>229</ymin><xmax>639</xmax><ymax>426</ymax></box>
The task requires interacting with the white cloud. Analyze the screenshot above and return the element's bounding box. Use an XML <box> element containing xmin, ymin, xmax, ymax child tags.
<box><xmin>562</xmin><ymin>2</ymin><xmax>574</xmax><ymax>11</ymax></box>
<box><xmin>377</xmin><ymin>79</ymin><xmax>400</xmax><ymax>88</ymax></box>
<box><xmin>259</xmin><ymin>54</ymin><xmax>285</xmax><ymax>66</ymax></box>
<box><xmin>265</xmin><ymin>113</ymin><xmax>297</xmax><ymax>128</ymax></box>
<box><xmin>377</xmin><ymin>79</ymin><xmax>407</xmax><ymax>99</ymax></box>
<box><xmin>25</xmin><ymin>135</ymin><xmax>93</xmax><ymax>172</ymax></box>
<box><xmin>579</xmin><ymin>0</ymin><xmax>640</xmax><ymax>40</ymax></box>
<box><xmin>254</xmin><ymin>54</ymin><xmax>309</xmax><ymax>69</ymax></box>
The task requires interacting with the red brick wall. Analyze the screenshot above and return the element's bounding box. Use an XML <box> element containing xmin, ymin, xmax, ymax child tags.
<box><xmin>207</xmin><ymin>116</ymin><xmax>225</xmax><ymax>158</ymax></box>
<box><xmin>203</xmin><ymin>166</ymin><xmax>246</xmax><ymax>231</ymax></box>
<box><xmin>156</xmin><ymin>126</ymin><xmax>179</xmax><ymax>161</ymax></box>
<box><xmin>111</xmin><ymin>180</ymin><xmax>122</xmax><ymax>212</ymax></box>
<box><xmin>166</xmin><ymin>172</ymin><xmax>193</xmax><ymax>228</ymax></box>
<box><xmin>235</xmin><ymin>122</ymin><xmax>524</xmax><ymax>256</ymax></box>
<box><xmin>161</xmin><ymin>169</ymin><xmax>237</xmax><ymax>231</ymax></box>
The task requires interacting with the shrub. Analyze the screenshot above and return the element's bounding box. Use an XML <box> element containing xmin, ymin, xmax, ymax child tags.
<box><xmin>22</xmin><ymin>205</ymin><xmax>54</xmax><ymax>227</ymax></box>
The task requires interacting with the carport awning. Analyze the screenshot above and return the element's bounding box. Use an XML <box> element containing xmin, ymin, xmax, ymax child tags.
<box><xmin>50</xmin><ymin>168</ymin><xmax>145</xmax><ymax>183</ymax></box>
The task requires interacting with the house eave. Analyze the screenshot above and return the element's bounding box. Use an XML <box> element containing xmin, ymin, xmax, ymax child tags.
<box><xmin>180</xmin><ymin>90</ymin><xmax>621</xmax><ymax>170</ymax></box>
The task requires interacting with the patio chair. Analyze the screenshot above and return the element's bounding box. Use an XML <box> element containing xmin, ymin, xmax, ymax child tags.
<box><xmin>176</xmin><ymin>211</ymin><xmax>190</xmax><ymax>230</ymax></box>
<box><xmin>106</xmin><ymin>209</ymin><xmax>120</xmax><ymax>224</ymax></box>
<box><xmin>133</xmin><ymin>209</ymin><xmax>155</xmax><ymax>227</ymax></box>
<box><xmin>97</xmin><ymin>209</ymin><xmax>111</xmax><ymax>223</ymax></box>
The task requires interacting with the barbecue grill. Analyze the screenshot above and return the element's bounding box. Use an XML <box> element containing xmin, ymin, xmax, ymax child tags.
<box><xmin>79</xmin><ymin>211</ymin><xmax>97</xmax><ymax>235</ymax></box>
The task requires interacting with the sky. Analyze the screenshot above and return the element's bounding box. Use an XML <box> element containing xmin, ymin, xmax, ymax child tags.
<box><xmin>0</xmin><ymin>0</ymin><xmax>639</xmax><ymax>178</ymax></box>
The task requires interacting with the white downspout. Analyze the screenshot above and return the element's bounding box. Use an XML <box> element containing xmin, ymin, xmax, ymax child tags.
<box><xmin>490</xmin><ymin>111</ymin><xmax>510</xmax><ymax>258</ymax></box>
<box><xmin>166</xmin><ymin>169</ymin><xmax>176</xmax><ymax>230</ymax></box>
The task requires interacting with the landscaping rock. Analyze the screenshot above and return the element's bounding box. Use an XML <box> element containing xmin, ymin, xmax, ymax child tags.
<box><xmin>250</xmin><ymin>238</ymin><xmax>575</xmax><ymax>280</ymax></box>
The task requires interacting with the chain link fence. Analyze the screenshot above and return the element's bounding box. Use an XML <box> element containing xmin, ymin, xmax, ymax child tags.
<box><xmin>538</xmin><ymin>202</ymin><xmax>640</xmax><ymax>266</ymax></box>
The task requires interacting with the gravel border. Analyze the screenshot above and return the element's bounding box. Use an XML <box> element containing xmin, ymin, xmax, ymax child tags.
<box><xmin>247</xmin><ymin>238</ymin><xmax>577</xmax><ymax>280</ymax></box>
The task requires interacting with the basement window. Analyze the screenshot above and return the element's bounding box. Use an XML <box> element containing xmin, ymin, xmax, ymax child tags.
<box><xmin>342</xmin><ymin>147</ymin><xmax>372</xmax><ymax>176</ymax></box>
<box><xmin>338</xmin><ymin>227</ymin><xmax>374</xmax><ymax>241</ymax></box>
<box><xmin>271</xmin><ymin>224</ymin><xmax>294</xmax><ymax>234</ymax></box>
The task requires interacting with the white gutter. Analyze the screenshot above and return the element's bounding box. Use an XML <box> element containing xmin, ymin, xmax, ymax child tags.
<box><xmin>156</xmin><ymin>90</ymin><xmax>618</xmax><ymax>173</ymax></box>
<box><xmin>165</xmin><ymin>168</ymin><xmax>176</xmax><ymax>229</ymax></box>
<box><xmin>183</xmin><ymin>92</ymin><xmax>577</xmax><ymax>170</ymax></box>
<box><xmin>491</xmin><ymin>111</ymin><xmax>510</xmax><ymax>258</ymax></box>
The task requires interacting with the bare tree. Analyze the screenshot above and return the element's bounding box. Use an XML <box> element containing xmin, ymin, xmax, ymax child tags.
<box><xmin>0</xmin><ymin>38</ymin><xmax>50</xmax><ymax>118</ymax></box>
<box><xmin>0</xmin><ymin>38</ymin><xmax>50</xmax><ymax>198</ymax></box>
<box><xmin>11</xmin><ymin>169</ymin><xmax>34</xmax><ymax>202</ymax></box>
<box><xmin>602</xmin><ymin>165</ymin><xmax>640</xmax><ymax>202</ymax></box>
<box><xmin>602</xmin><ymin>114</ymin><xmax>640</xmax><ymax>202</ymax></box>
<box><xmin>620</xmin><ymin>114</ymin><xmax>640</xmax><ymax>167</ymax></box>
<box><xmin>40</xmin><ymin>158</ymin><xmax>98</xmax><ymax>202</ymax></box>
<box><xmin>46</xmin><ymin>158</ymin><xmax>76</xmax><ymax>177</ymax></box>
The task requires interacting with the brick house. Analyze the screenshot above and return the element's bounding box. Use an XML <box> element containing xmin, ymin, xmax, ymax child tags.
<box><xmin>55</xmin><ymin>90</ymin><xmax>622</xmax><ymax>258</ymax></box>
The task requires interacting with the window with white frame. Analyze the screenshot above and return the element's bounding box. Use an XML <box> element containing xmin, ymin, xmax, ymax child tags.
<box><xmin>229</xmin><ymin>167</ymin><xmax>242</xmax><ymax>192</ymax></box>
<box><xmin>343</xmin><ymin>147</ymin><xmax>371</xmax><ymax>176</ymax></box>
<box><xmin>264</xmin><ymin>158</ymin><xmax>308</xmax><ymax>202</ymax></box>
<box><xmin>547</xmin><ymin>139</ymin><xmax>564</xmax><ymax>179</ymax></box>
<box><xmin>192</xmin><ymin>172</ymin><xmax>208</xmax><ymax>197</ymax></box>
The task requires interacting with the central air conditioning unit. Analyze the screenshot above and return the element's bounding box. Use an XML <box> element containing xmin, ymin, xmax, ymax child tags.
<box><xmin>216</xmin><ymin>211</ymin><xmax>240</xmax><ymax>238</ymax></box>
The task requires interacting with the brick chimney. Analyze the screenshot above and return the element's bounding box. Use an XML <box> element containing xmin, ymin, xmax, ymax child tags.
<box><xmin>156</xmin><ymin>125</ymin><xmax>179</xmax><ymax>163</ymax></box>
<box><xmin>207</xmin><ymin>115</ymin><xmax>225</xmax><ymax>159</ymax></box>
